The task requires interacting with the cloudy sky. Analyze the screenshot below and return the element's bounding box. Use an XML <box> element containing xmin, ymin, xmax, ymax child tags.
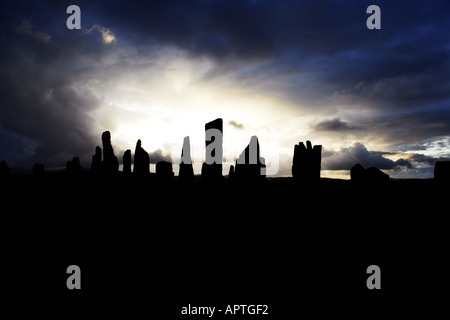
<box><xmin>0</xmin><ymin>0</ymin><xmax>449</xmax><ymax>178</ymax></box>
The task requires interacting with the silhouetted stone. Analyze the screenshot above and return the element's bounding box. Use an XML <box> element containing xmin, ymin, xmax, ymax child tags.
<box><xmin>201</xmin><ymin>118</ymin><xmax>223</xmax><ymax>188</ymax></box>
<box><xmin>179</xmin><ymin>136</ymin><xmax>194</xmax><ymax>185</ymax></box>
<box><xmin>65</xmin><ymin>160</ymin><xmax>73</xmax><ymax>173</ymax></box>
<box><xmin>71</xmin><ymin>157</ymin><xmax>81</xmax><ymax>173</ymax></box>
<box><xmin>231</xmin><ymin>136</ymin><xmax>267</xmax><ymax>201</ymax></box>
<box><xmin>63</xmin><ymin>157</ymin><xmax>82</xmax><ymax>196</ymax></box>
<box><xmin>234</xmin><ymin>136</ymin><xmax>266</xmax><ymax>181</ymax></box>
<box><xmin>292</xmin><ymin>140</ymin><xmax>322</xmax><ymax>184</ymax></box>
<box><xmin>133</xmin><ymin>139</ymin><xmax>149</xmax><ymax>175</ymax></box>
<box><xmin>91</xmin><ymin>146</ymin><xmax>102</xmax><ymax>173</ymax></box>
<box><xmin>156</xmin><ymin>161</ymin><xmax>174</xmax><ymax>187</ymax></box>
<box><xmin>350</xmin><ymin>163</ymin><xmax>365</xmax><ymax>183</ymax></box>
<box><xmin>292</xmin><ymin>140</ymin><xmax>322</xmax><ymax>201</ymax></box>
<box><xmin>350</xmin><ymin>163</ymin><xmax>389</xmax><ymax>207</ymax></box>
<box><xmin>123</xmin><ymin>149</ymin><xmax>131</xmax><ymax>174</ymax></box>
<box><xmin>66</xmin><ymin>157</ymin><xmax>81</xmax><ymax>174</ymax></box>
<box><xmin>351</xmin><ymin>163</ymin><xmax>389</xmax><ymax>185</ymax></box>
<box><xmin>101</xmin><ymin>131</ymin><xmax>119</xmax><ymax>173</ymax></box>
<box><xmin>365</xmin><ymin>167</ymin><xmax>389</xmax><ymax>184</ymax></box>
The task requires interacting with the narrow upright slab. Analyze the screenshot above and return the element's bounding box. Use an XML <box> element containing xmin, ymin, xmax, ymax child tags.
<box><xmin>201</xmin><ymin>118</ymin><xmax>223</xmax><ymax>187</ymax></box>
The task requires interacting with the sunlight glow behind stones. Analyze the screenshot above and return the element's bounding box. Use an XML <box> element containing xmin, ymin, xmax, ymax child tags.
<box><xmin>85</xmin><ymin>51</ymin><xmax>299</xmax><ymax>175</ymax></box>
<box><xmin>82</xmin><ymin>47</ymin><xmax>448</xmax><ymax>178</ymax></box>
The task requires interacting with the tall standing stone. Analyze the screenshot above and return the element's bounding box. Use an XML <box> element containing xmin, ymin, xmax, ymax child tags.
<box><xmin>201</xmin><ymin>118</ymin><xmax>223</xmax><ymax>187</ymax></box>
<box><xmin>91</xmin><ymin>146</ymin><xmax>102</xmax><ymax>173</ymax></box>
<box><xmin>133</xmin><ymin>139</ymin><xmax>150</xmax><ymax>175</ymax></box>
<box><xmin>156</xmin><ymin>161</ymin><xmax>174</xmax><ymax>187</ymax></box>
<box><xmin>179</xmin><ymin>136</ymin><xmax>194</xmax><ymax>185</ymax></box>
<box><xmin>292</xmin><ymin>140</ymin><xmax>322</xmax><ymax>185</ymax></box>
<box><xmin>71</xmin><ymin>157</ymin><xmax>81</xmax><ymax>173</ymax></box>
<box><xmin>292</xmin><ymin>140</ymin><xmax>322</xmax><ymax>200</ymax></box>
<box><xmin>232</xmin><ymin>136</ymin><xmax>267</xmax><ymax>201</ymax></box>
<box><xmin>123</xmin><ymin>149</ymin><xmax>131</xmax><ymax>174</ymax></box>
<box><xmin>234</xmin><ymin>136</ymin><xmax>266</xmax><ymax>180</ymax></box>
<box><xmin>101</xmin><ymin>131</ymin><xmax>119</xmax><ymax>173</ymax></box>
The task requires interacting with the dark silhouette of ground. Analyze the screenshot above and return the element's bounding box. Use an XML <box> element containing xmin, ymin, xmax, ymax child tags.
<box><xmin>2</xmin><ymin>129</ymin><xmax>450</xmax><ymax>301</ymax></box>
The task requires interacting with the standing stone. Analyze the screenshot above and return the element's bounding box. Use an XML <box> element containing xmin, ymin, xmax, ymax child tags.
<box><xmin>232</xmin><ymin>136</ymin><xmax>267</xmax><ymax>201</ymax></box>
<box><xmin>292</xmin><ymin>140</ymin><xmax>322</xmax><ymax>201</ymax></box>
<box><xmin>71</xmin><ymin>157</ymin><xmax>81</xmax><ymax>173</ymax></box>
<box><xmin>90</xmin><ymin>146</ymin><xmax>102</xmax><ymax>192</ymax></box>
<box><xmin>65</xmin><ymin>160</ymin><xmax>73</xmax><ymax>173</ymax></box>
<box><xmin>350</xmin><ymin>164</ymin><xmax>389</xmax><ymax>185</ymax></box>
<box><xmin>234</xmin><ymin>136</ymin><xmax>266</xmax><ymax>180</ymax></box>
<box><xmin>179</xmin><ymin>136</ymin><xmax>194</xmax><ymax>185</ymax></box>
<box><xmin>350</xmin><ymin>163</ymin><xmax>389</xmax><ymax>207</ymax></box>
<box><xmin>91</xmin><ymin>146</ymin><xmax>102</xmax><ymax>173</ymax></box>
<box><xmin>101</xmin><ymin>131</ymin><xmax>119</xmax><ymax>173</ymax></box>
<box><xmin>133</xmin><ymin>139</ymin><xmax>150</xmax><ymax>175</ymax></box>
<box><xmin>201</xmin><ymin>118</ymin><xmax>223</xmax><ymax>187</ymax></box>
<box><xmin>156</xmin><ymin>161</ymin><xmax>174</xmax><ymax>187</ymax></box>
<box><xmin>123</xmin><ymin>149</ymin><xmax>132</xmax><ymax>174</ymax></box>
<box><xmin>64</xmin><ymin>157</ymin><xmax>82</xmax><ymax>194</ymax></box>
<box><xmin>292</xmin><ymin>140</ymin><xmax>322</xmax><ymax>185</ymax></box>
<box><xmin>350</xmin><ymin>163</ymin><xmax>365</xmax><ymax>183</ymax></box>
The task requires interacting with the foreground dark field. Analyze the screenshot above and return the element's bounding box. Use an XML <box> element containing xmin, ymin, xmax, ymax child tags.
<box><xmin>2</xmin><ymin>173</ymin><xmax>449</xmax><ymax>300</ymax></box>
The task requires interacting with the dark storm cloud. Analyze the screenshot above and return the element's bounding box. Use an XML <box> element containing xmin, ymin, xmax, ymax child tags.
<box><xmin>314</xmin><ymin>118</ymin><xmax>358</xmax><ymax>131</ymax></box>
<box><xmin>365</xmin><ymin>105</ymin><xmax>450</xmax><ymax>144</ymax></box>
<box><xmin>407</xmin><ymin>154</ymin><xmax>450</xmax><ymax>166</ymax></box>
<box><xmin>315</xmin><ymin>103</ymin><xmax>450</xmax><ymax>146</ymax></box>
<box><xmin>15</xmin><ymin>19</ymin><xmax>51</xmax><ymax>43</ymax></box>
<box><xmin>370</xmin><ymin>150</ymin><xmax>450</xmax><ymax>167</ymax></box>
<box><xmin>395</xmin><ymin>144</ymin><xmax>428</xmax><ymax>152</ymax></box>
<box><xmin>228</xmin><ymin>120</ymin><xmax>244</xmax><ymax>130</ymax></box>
<box><xmin>0</xmin><ymin>3</ymin><xmax>110</xmax><ymax>168</ymax></box>
<box><xmin>323</xmin><ymin>142</ymin><xmax>412</xmax><ymax>170</ymax></box>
